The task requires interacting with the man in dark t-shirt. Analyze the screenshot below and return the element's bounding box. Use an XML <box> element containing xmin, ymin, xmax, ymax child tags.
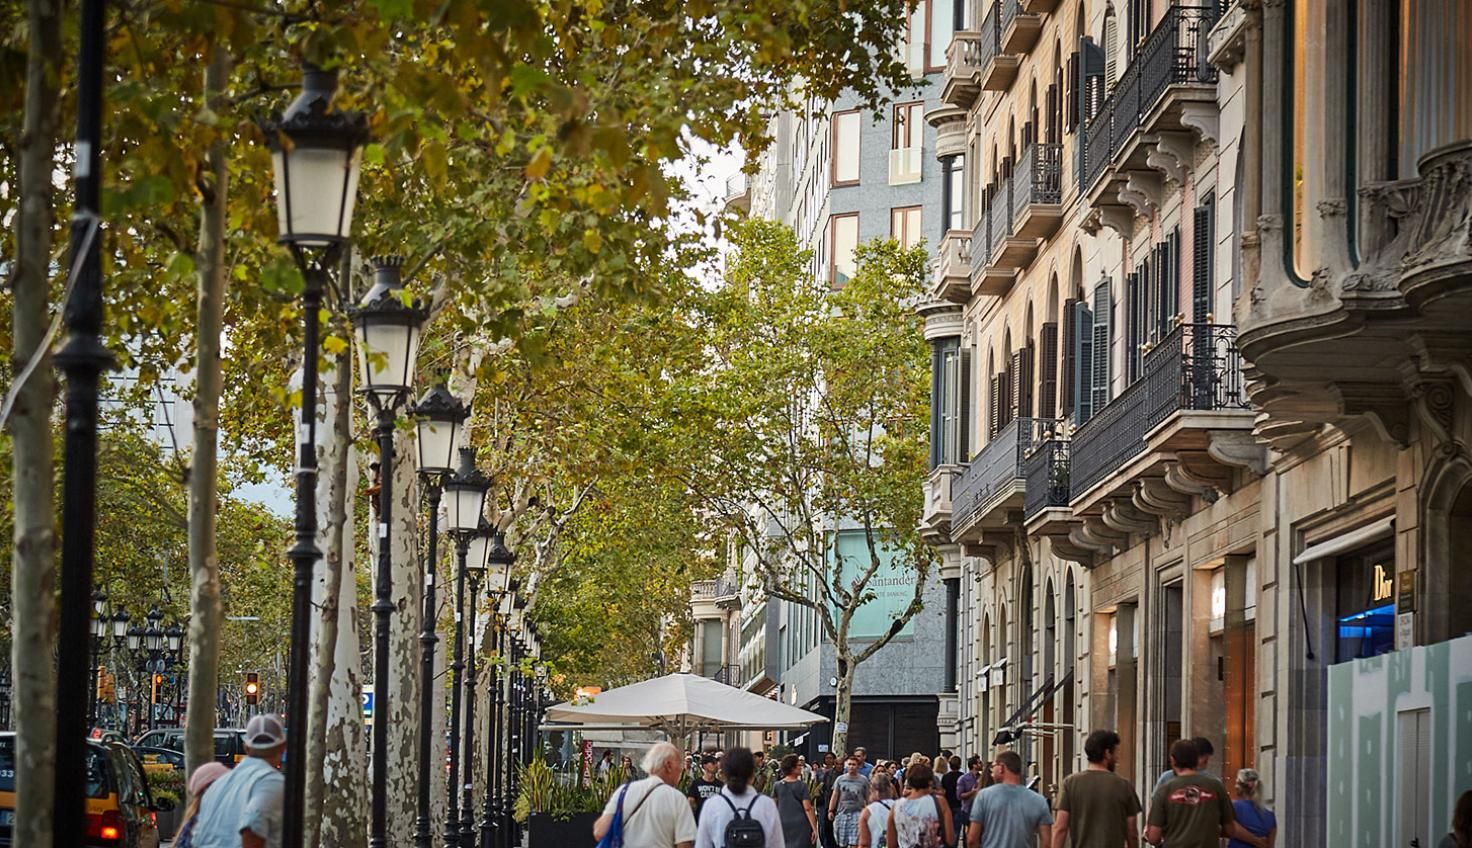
<box><xmin>1144</xmin><ymin>740</ymin><xmax>1265</xmax><ymax>848</ymax></box>
<box><xmin>1053</xmin><ymin>730</ymin><xmax>1141</xmax><ymax>848</ymax></box>
<box><xmin>940</xmin><ymin>755</ymin><xmax>964</xmax><ymax>846</ymax></box>
<box><xmin>686</xmin><ymin>754</ymin><xmax>723</xmax><ymax>822</ymax></box>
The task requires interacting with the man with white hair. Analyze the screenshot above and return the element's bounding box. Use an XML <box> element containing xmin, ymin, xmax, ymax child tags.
<box><xmin>594</xmin><ymin>741</ymin><xmax>697</xmax><ymax>848</ymax></box>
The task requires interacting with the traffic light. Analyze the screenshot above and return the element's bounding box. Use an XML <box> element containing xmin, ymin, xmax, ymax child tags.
<box><xmin>244</xmin><ymin>672</ymin><xmax>260</xmax><ymax>706</ymax></box>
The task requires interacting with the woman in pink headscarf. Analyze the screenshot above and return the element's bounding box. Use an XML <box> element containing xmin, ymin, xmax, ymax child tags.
<box><xmin>173</xmin><ymin>762</ymin><xmax>230</xmax><ymax>848</ymax></box>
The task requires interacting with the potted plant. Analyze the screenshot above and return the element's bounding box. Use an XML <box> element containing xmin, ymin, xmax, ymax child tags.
<box><xmin>146</xmin><ymin>767</ymin><xmax>186</xmax><ymax>840</ymax></box>
<box><xmin>515</xmin><ymin>760</ymin><xmax>631</xmax><ymax>847</ymax></box>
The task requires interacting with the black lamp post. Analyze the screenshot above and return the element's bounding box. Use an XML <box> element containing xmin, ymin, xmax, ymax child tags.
<box><xmin>492</xmin><ymin>583</ymin><xmax>517</xmax><ymax>848</ymax></box>
<box><xmin>501</xmin><ymin>598</ymin><xmax>527</xmax><ymax>847</ymax></box>
<box><xmin>478</xmin><ymin>534</ymin><xmax>516</xmax><ymax>848</ymax></box>
<box><xmin>441</xmin><ymin>449</ymin><xmax>490</xmax><ymax>848</ymax></box>
<box><xmin>458</xmin><ymin>521</ymin><xmax>496</xmax><ymax>845</ymax></box>
<box><xmin>88</xmin><ymin>589</ymin><xmax>108</xmax><ymax>727</ymax></box>
<box><xmin>144</xmin><ymin>606</ymin><xmax>164</xmax><ymax>731</ymax></box>
<box><xmin>411</xmin><ymin>386</ymin><xmax>470</xmax><ymax>848</ymax></box>
<box><xmin>262</xmin><ymin>64</ymin><xmax>369</xmax><ymax>848</ymax></box>
<box><xmin>52</xmin><ymin>2</ymin><xmax>113</xmax><ymax>841</ymax></box>
<box><xmin>350</xmin><ymin>255</ymin><xmax>430</xmax><ymax>848</ymax></box>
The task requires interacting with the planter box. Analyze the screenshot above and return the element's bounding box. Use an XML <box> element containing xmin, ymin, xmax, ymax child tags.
<box><xmin>527</xmin><ymin>811</ymin><xmax>599</xmax><ymax>847</ymax></box>
<box><xmin>154</xmin><ymin>806</ymin><xmax>182</xmax><ymax>841</ymax></box>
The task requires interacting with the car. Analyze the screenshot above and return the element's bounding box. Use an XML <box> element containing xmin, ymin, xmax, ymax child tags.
<box><xmin>133</xmin><ymin>727</ymin><xmax>247</xmax><ymax>765</ymax></box>
<box><xmin>0</xmin><ymin>732</ymin><xmax>161</xmax><ymax>848</ymax></box>
<box><xmin>131</xmin><ymin>746</ymin><xmax>185</xmax><ymax>777</ymax></box>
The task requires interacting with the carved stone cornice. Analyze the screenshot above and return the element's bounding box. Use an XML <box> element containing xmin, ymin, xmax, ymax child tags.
<box><xmin>1407</xmin><ymin>377</ymin><xmax>1457</xmax><ymax>445</ymax></box>
<box><xmin>1337</xmin><ymin>381</ymin><xmax>1412</xmax><ymax>447</ymax></box>
<box><xmin>1134</xmin><ymin>477</ymin><xmax>1192</xmax><ymax>521</ymax></box>
<box><xmin>1052</xmin><ymin>535</ymin><xmax>1096</xmax><ymax>567</ymax></box>
<box><xmin>1079</xmin><ymin>515</ymin><xmax>1130</xmax><ymax>551</ymax></box>
<box><xmin>1162</xmin><ymin>458</ymin><xmax>1221</xmax><ymax>502</ymax></box>
<box><xmin>1207</xmin><ymin>430</ymin><xmax>1269</xmax><ymax>475</ymax></box>
<box><xmin>1068</xmin><ymin>523</ymin><xmax>1115</xmax><ymax>556</ymax></box>
<box><xmin>1178</xmin><ymin>102</ymin><xmax>1219</xmax><ymax>146</ymax></box>
<box><xmin>1121</xmin><ymin>172</ymin><xmax>1162</xmax><ymax>215</ymax></box>
<box><xmin>1102</xmin><ymin>499</ymin><xmax>1158</xmax><ymax>537</ymax></box>
<box><xmin>1401</xmin><ymin>140</ymin><xmax>1472</xmax><ymax>310</ymax></box>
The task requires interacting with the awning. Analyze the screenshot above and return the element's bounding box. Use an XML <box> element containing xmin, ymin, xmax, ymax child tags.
<box><xmin>542</xmin><ymin>672</ymin><xmax>828</xmax><ymax>738</ymax></box>
<box><xmin>1292</xmin><ymin>517</ymin><xmax>1394</xmax><ymax>565</ymax></box>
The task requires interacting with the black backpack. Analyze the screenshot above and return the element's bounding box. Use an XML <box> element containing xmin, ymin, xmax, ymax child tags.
<box><xmin>719</xmin><ymin>792</ymin><xmax>766</xmax><ymax>848</ymax></box>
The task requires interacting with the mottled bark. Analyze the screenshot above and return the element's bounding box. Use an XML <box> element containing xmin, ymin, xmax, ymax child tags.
<box><xmin>385</xmin><ymin>431</ymin><xmax>423</xmax><ymax>838</ymax></box>
<box><xmin>184</xmin><ymin>45</ymin><xmax>232</xmax><ymax>780</ymax></box>
<box><xmin>319</xmin><ymin>439</ymin><xmax>368</xmax><ymax>848</ymax></box>
<box><xmin>304</xmin><ymin>353</ymin><xmax>352</xmax><ymax>847</ymax></box>
<box><xmin>7</xmin><ymin>2</ymin><xmax>62</xmax><ymax>845</ymax></box>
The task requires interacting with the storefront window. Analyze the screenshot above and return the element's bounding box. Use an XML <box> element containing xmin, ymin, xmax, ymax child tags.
<box><xmin>1335</xmin><ymin>542</ymin><xmax>1397</xmax><ymax>662</ymax></box>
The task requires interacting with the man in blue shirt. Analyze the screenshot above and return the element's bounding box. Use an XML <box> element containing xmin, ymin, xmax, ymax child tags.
<box><xmin>967</xmin><ymin>751</ymin><xmax>1052</xmax><ymax>848</ymax></box>
<box><xmin>853</xmin><ymin>747</ymin><xmax>874</xmax><ymax>778</ymax></box>
<box><xmin>190</xmin><ymin>713</ymin><xmax>287</xmax><ymax>848</ymax></box>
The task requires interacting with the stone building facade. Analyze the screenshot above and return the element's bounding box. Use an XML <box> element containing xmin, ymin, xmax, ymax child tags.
<box><xmin>920</xmin><ymin>0</ymin><xmax>1471</xmax><ymax>841</ymax></box>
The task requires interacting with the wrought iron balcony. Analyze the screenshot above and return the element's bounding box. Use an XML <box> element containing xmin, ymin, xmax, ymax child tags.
<box><xmin>712</xmin><ymin>664</ymin><xmax>742</xmax><ymax>686</ymax></box>
<box><xmin>978</xmin><ymin>1</ymin><xmax>1020</xmax><ymax>91</ymax></box>
<box><xmin>1023</xmin><ymin>437</ymin><xmax>1070</xmax><ymax>520</ymax></box>
<box><xmin>942</xmin><ymin>31</ymin><xmax>984</xmax><ymax>109</ymax></box>
<box><xmin>1011</xmin><ymin>142</ymin><xmax>1064</xmax><ymax>240</ymax></box>
<box><xmin>1070</xmin><ymin>322</ymin><xmax>1250</xmax><ymax>503</ymax></box>
<box><xmin>1080</xmin><ymin>4</ymin><xmax>1220</xmax><ymax>197</ymax></box>
<box><xmin>951</xmin><ymin>417</ymin><xmax>1052</xmax><ymax>538</ymax></box>
<box><xmin>1001</xmin><ymin>0</ymin><xmax>1042</xmax><ymax>55</ymax></box>
<box><xmin>932</xmin><ymin>230</ymin><xmax>972</xmax><ymax>305</ymax></box>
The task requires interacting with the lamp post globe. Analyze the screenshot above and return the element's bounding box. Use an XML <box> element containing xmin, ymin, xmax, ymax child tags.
<box><xmin>166</xmin><ymin>623</ymin><xmax>183</xmax><ymax>655</ymax></box>
<box><xmin>443</xmin><ymin>448</ymin><xmax>492</xmax><ymax>535</ymax></box>
<box><xmin>411</xmin><ymin>385</ymin><xmax>469</xmax><ymax>476</ymax></box>
<box><xmin>126</xmin><ymin>626</ymin><xmax>143</xmax><ymax>653</ymax></box>
<box><xmin>111</xmin><ymin>608</ymin><xmax>129</xmax><ymax>642</ymax></box>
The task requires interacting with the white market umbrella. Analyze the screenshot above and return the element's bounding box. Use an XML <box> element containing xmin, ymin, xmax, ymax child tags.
<box><xmin>542</xmin><ymin>672</ymin><xmax>827</xmax><ymax>738</ymax></box>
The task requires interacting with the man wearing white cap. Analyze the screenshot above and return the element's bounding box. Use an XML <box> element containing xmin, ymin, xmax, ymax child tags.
<box><xmin>189</xmin><ymin>713</ymin><xmax>287</xmax><ymax>848</ymax></box>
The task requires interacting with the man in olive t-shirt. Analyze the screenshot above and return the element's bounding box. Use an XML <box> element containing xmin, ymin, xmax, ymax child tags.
<box><xmin>1144</xmin><ymin>740</ymin><xmax>1265</xmax><ymax>848</ymax></box>
<box><xmin>1052</xmin><ymin>730</ymin><xmax>1141</xmax><ymax>848</ymax></box>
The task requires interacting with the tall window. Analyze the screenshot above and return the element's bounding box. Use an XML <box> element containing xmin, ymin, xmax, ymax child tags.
<box><xmin>829</xmin><ymin>213</ymin><xmax>859</xmax><ymax>286</ymax></box>
<box><xmin>831</xmin><ymin>110</ymin><xmax>861</xmax><ymax>186</ymax></box>
<box><xmin>929</xmin><ymin>0</ymin><xmax>953</xmax><ymax>70</ymax></box>
<box><xmin>891</xmin><ymin>102</ymin><xmax>924</xmax><ymax>184</ymax></box>
<box><xmin>903</xmin><ymin>0</ymin><xmax>928</xmax><ymax>76</ymax></box>
<box><xmin>891</xmin><ymin>206</ymin><xmax>923</xmax><ymax>249</ymax></box>
<box><xmin>942</xmin><ymin>154</ymin><xmax>966</xmax><ymax>232</ymax></box>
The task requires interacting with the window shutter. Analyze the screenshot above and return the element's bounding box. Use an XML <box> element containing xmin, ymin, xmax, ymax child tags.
<box><xmin>1066</xmin><ymin>52</ymin><xmax>1080</xmax><ymax>132</ymax></box>
<box><xmin>1091</xmin><ymin>280</ymin><xmax>1112</xmax><ymax>412</ymax></box>
<box><xmin>1011</xmin><ymin>347</ymin><xmax>1034</xmax><ymax>421</ymax></box>
<box><xmin>930</xmin><ymin>346</ymin><xmax>944</xmax><ymax>468</ymax></box>
<box><xmin>1126</xmin><ymin>270</ymin><xmax>1141</xmax><ymax>383</ymax></box>
<box><xmin>1193</xmin><ymin>196</ymin><xmax>1214</xmax><ymax>322</ymax></box>
<box><xmin>1103</xmin><ymin>12</ymin><xmax>1118</xmax><ymax>91</ymax></box>
<box><xmin>999</xmin><ymin>367</ymin><xmax>1012</xmax><ymax>428</ymax></box>
<box><xmin>1062</xmin><ymin>299</ymin><xmax>1079</xmax><ymax>417</ymax></box>
<box><xmin>1046</xmin><ymin>84</ymin><xmax>1059</xmax><ymax>144</ymax></box>
<box><xmin>989</xmin><ymin>373</ymin><xmax>1001</xmax><ymax>438</ymax></box>
<box><xmin>1073</xmin><ymin>300</ymin><xmax>1094</xmax><ymax>425</ymax></box>
<box><xmin>1039</xmin><ymin>323</ymin><xmax>1059</xmax><ymax>421</ymax></box>
<box><xmin>1167</xmin><ymin>227</ymin><xmax>1181</xmax><ymax>330</ymax></box>
<box><xmin>960</xmin><ymin>348</ymin><xmax>973</xmax><ymax>460</ymax></box>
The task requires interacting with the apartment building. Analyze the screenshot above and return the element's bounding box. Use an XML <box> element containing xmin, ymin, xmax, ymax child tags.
<box><xmin>919</xmin><ymin>0</ymin><xmax>1470</xmax><ymax>841</ymax></box>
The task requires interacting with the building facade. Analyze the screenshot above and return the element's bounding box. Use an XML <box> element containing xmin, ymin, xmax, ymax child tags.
<box><xmin>920</xmin><ymin>0</ymin><xmax>1471</xmax><ymax>842</ymax></box>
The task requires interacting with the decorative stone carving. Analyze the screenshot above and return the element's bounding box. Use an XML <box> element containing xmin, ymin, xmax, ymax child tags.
<box><xmin>1068</xmin><ymin>523</ymin><xmax>1114</xmax><ymax>556</ymax></box>
<box><xmin>1162</xmin><ymin>458</ymin><xmax>1220</xmax><ymax>502</ymax></box>
<box><xmin>1408</xmin><ymin>378</ymin><xmax>1457</xmax><ymax>445</ymax></box>
<box><xmin>1134</xmin><ymin>477</ymin><xmax>1192</xmax><ymax>521</ymax></box>
<box><xmin>1121</xmin><ymin>172</ymin><xmax>1163</xmax><ymax>215</ymax></box>
<box><xmin>1207</xmin><ymin>430</ymin><xmax>1269</xmax><ymax>475</ymax></box>
<box><xmin>1178</xmin><ymin>102</ymin><xmax>1219</xmax><ymax>146</ymax></box>
<box><xmin>1052</xmin><ymin>534</ymin><xmax>1097</xmax><ymax>567</ymax></box>
<box><xmin>1207</xmin><ymin>0</ymin><xmax>1248</xmax><ymax>70</ymax></box>
<box><xmin>1402</xmin><ymin>141</ymin><xmax>1472</xmax><ymax>299</ymax></box>
<box><xmin>1102</xmin><ymin>499</ymin><xmax>1158</xmax><ymax>537</ymax></box>
<box><xmin>1079</xmin><ymin>515</ymin><xmax>1130</xmax><ymax>550</ymax></box>
<box><xmin>1339</xmin><ymin>382</ymin><xmax>1412</xmax><ymax>447</ymax></box>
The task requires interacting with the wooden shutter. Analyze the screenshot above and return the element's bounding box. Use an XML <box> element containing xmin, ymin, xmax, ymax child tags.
<box><xmin>999</xmin><ymin>368</ymin><xmax>1012</xmax><ymax>429</ymax></box>
<box><xmin>1072</xmin><ymin>300</ymin><xmax>1094</xmax><ymax>425</ymax></box>
<box><xmin>1039</xmin><ymin>323</ymin><xmax>1059</xmax><ymax>421</ymax></box>
<box><xmin>1066</xmin><ymin>51</ymin><xmax>1080</xmax><ymax>132</ymax></box>
<box><xmin>1103</xmin><ymin>12</ymin><xmax>1118</xmax><ymax>90</ymax></box>
<box><xmin>1046</xmin><ymin>84</ymin><xmax>1058</xmax><ymax>145</ymax></box>
<box><xmin>1126</xmin><ymin>269</ymin><xmax>1141</xmax><ymax>383</ymax></box>
<box><xmin>1061</xmin><ymin>299</ymin><xmax>1079</xmax><ymax>417</ymax></box>
<box><xmin>1091</xmin><ymin>280</ymin><xmax>1112</xmax><ymax>412</ymax></box>
<box><xmin>1011</xmin><ymin>346</ymin><xmax>1034</xmax><ymax>421</ymax></box>
<box><xmin>1193</xmin><ymin>195</ymin><xmax>1214</xmax><ymax>322</ymax></box>
<box><xmin>989</xmin><ymin>373</ymin><xmax>1001</xmax><ymax>438</ymax></box>
<box><xmin>1167</xmin><ymin>227</ymin><xmax>1181</xmax><ymax>329</ymax></box>
<box><xmin>960</xmin><ymin>348</ymin><xmax>973</xmax><ymax>460</ymax></box>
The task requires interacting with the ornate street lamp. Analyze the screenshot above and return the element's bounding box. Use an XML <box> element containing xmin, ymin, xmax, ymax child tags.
<box><xmin>442</xmin><ymin>449</ymin><xmax>489</xmax><ymax>848</ymax></box>
<box><xmin>89</xmin><ymin>590</ymin><xmax>108</xmax><ymax>727</ymax></box>
<box><xmin>458</xmin><ymin>520</ymin><xmax>496</xmax><ymax>845</ymax></box>
<box><xmin>262</xmin><ymin>63</ymin><xmax>369</xmax><ymax>848</ymax></box>
<box><xmin>479</xmin><ymin>533</ymin><xmax>516</xmax><ymax>848</ymax></box>
<box><xmin>111</xmin><ymin>608</ymin><xmax>129</xmax><ymax>642</ymax></box>
<box><xmin>496</xmin><ymin>587</ymin><xmax>522</xmax><ymax>848</ymax></box>
<box><xmin>350</xmin><ymin>255</ymin><xmax>429</xmax><ymax>848</ymax></box>
<box><xmin>410</xmin><ymin>385</ymin><xmax>470</xmax><ymax>848</ymax></box>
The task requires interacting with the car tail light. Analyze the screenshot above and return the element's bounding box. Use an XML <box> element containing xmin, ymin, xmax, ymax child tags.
<box><xmin>85</xmin><ymin>809</ymin><xmax>123</xmax><ymax>841</ymax></box>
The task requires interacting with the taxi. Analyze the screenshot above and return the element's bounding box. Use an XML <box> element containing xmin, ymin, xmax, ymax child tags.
<box><xmin>0</xmin><ymin>732</ymin><xmax>161</xmax><ymax>847</ymax></box>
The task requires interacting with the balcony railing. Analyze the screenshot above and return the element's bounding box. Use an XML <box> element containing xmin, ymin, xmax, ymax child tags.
<box><xmin>1081</xmin><ymin>4</ymin><xmax>1220</xmax><ymax>192</ymax></box>
<box><xmin>990</xmin><ymin>172</ymin><xmax>1014</xmax><ymax>263</ymax></box>
<box><xmin>712</xmin><ymin>664</ymin><xmax>742</xmax><ymax>686</ymax></box>
<box><xmin>1012</xmin><ymin>142</ymin><xmax>1063</xmax><ymax>224</ymax></box>
<box><xmin>970</xmin><ymin>203</ymin><xmax>992</xmax><ymax>279</ymax></box>
<box><xmin>944</xmin><ymin>30</ymin><xmax>984</xmax><ymax>108</ymax></box>
<box><xmin>978</xmin><ymin>1</ymin><xmax>1001</xmax><ymax>78</ymax></box>
<box><xmin>691</xmin><ymin>578</ymin><xmax>738</xmax><ymax>602</ymax></box>
<box><xmin>1001</xmin><ymin>0</ymin><xmax>1023</xmax><ymax>39</ymax></box>
<box><xmin>1143</xmin><ymin>323</ymin><xmax>1249</xmax><ymax>430</ymax></box>
<box><xmin>1071</xmin><ymin>321</ymin><xmax>1246</xmax><ymax>499</ymax></box>
<box><xmin>952</xmin><ymin>417</ymin><xmax>1051</xmax><ymax>530</ymax></box>
<box><xmin>1023</xmin><ymin>437</ymin><xmax>1070</xmax><ymax>519</ymax></box>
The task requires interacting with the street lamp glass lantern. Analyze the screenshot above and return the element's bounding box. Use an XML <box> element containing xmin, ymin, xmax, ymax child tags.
<box><xmin>464</xmin><ymin>520</ymin><xmax>494</xmax><ymax>576</ymax></box>
<box><xmin>127</xmin><ymin>626</ymin><xmax>143</xmax><ymax>652</ymax></box>
<box><xmin>485</xmin><ymin>530</ymin><xmax>515</xmax><ymax>596</ymax></box>
<box><xmin>166</xmin><ymin>624</ymin><xmax>183</xmax><ymax>654</ymax></box>
<box><xmin>442</xmin><ymin>448</ymin><xmax>490</xmax><ymax>534</ymax></box>
<box><xmin>112</xmin><ymin>609</ymin><xmax>129</xmax><ymax>640</ymax></box>
<box><xmin>409</xmin><ymin>384</ymin><xmax>469</xmax><ymax>476</ymax></box>
<box><xmin>262</xmin><ymin>67</ymin><xmax>369</xmax><ymax>247</ymax></box>
<box><xmin>92</xmin><ymin>589</ymin><xmax>107</xmax><ymax>617</ymax></box>
<box><xmin>349</xmin><ymin>256</ymin><xmax>429</xmax><ymax>405</ymax></box>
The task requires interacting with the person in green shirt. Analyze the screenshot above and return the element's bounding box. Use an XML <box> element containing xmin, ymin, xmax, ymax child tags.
<box><xmin>1144</xmin><ymin>740</ymin><xmax>1265</xmax><ymax>848</ymax></box>
<box><xmin>1052</xmin><ymin>730</ymin><xmax>1141</xmax><ymax>848</ymax></box>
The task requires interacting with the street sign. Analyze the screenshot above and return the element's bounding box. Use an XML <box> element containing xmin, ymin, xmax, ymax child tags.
<box><xmin>361</xmin><ymin>686</ymin><xmax>374</xmax><ymax>720</ymax></box>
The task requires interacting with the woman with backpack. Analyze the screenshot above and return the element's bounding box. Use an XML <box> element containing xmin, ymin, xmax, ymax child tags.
<box><xmin>884</xmin><ymin>764</ymin><xmax>954</xmax><ymax>848</ymax></box>
<box><xmin>695</xmin><ymin>746</ymin><xmax>786</xmax><ymax>848</ymax></box>
<box><xmin>775</xmin><ymin>754</ymin><xmax>819</xmax><ymax>846</ymax></box>
<box><xmin>857</xmin><ymin>773</ymin><xmax>896</xmax><ymax>848</ymax></box>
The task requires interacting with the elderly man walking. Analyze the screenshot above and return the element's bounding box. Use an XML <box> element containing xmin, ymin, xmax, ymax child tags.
<box><xmin>594</xmin><ymin>741</ymin><xmax>697</xmax><ymax>848</ymax></box>
<box><xmin>188</xmin><ymin>714</ymin><xmax>287</xmax><ymax>848</ymax></box>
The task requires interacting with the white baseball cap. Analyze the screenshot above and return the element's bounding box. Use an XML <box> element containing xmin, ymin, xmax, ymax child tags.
<box><xmin>244</xmin><ymin>713</ymin><xmax>286</xmax><ymax>750</ymax></box>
